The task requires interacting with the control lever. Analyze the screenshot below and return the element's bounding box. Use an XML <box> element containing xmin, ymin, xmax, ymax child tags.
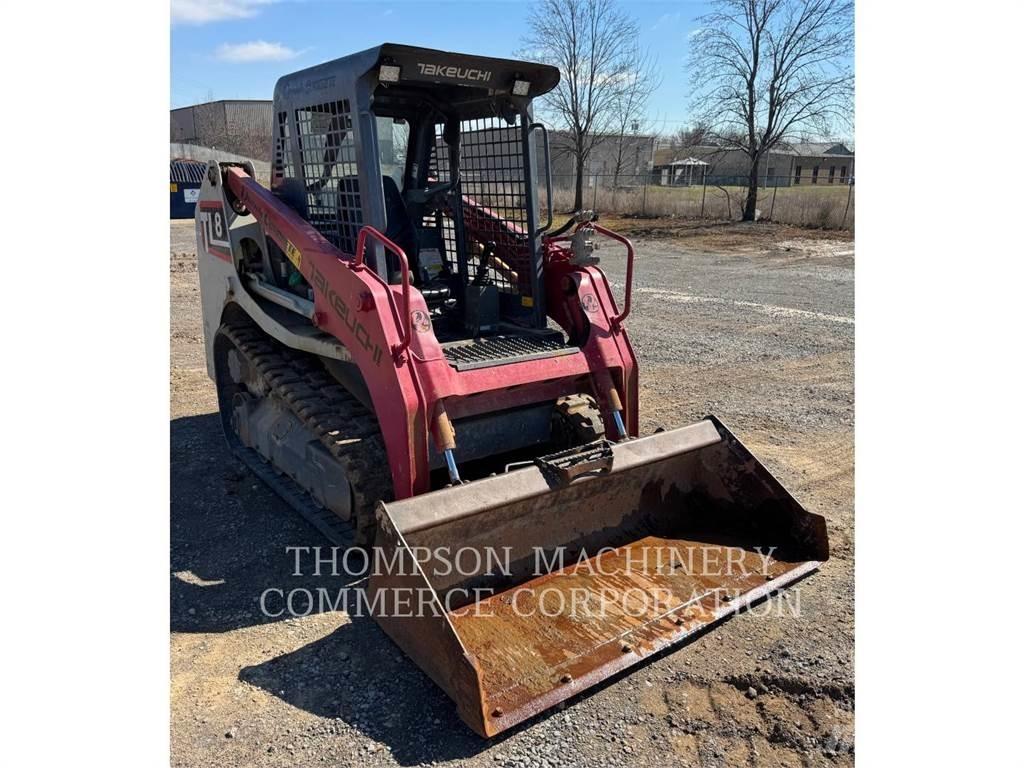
<box><xmin>404</xmin><ymin>183</ymin><xmax>454</xmax><ymax>212</ymax></box>
<box><xmin>473</xmin><ymin>241</ymin><xmax>497</xmax><ymax>285</ymax></box>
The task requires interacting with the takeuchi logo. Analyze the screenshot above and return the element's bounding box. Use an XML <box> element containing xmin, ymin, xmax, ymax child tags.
<box><xmin>417</xmin><ymin>62</ymin><xmax>492</xmax><ymax>82</ymax></box>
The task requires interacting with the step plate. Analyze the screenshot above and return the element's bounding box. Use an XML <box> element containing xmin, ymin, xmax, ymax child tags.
<box><xmin>443</xmin><ymin>334</ymin><xmax>578</xmax><ymax>371</ymax></box>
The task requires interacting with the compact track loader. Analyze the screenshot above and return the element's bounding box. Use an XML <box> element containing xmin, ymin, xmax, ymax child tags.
<box><xmin>195</xmin><ymin>44</ymin><xmax>828</xmax><ymax>737</ymax></box>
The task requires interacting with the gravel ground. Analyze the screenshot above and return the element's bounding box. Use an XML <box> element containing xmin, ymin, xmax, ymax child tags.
<box><xmin>171</xmin><ymin>218</ymin><xmax>854</xmax><ymax>767</ymax></box>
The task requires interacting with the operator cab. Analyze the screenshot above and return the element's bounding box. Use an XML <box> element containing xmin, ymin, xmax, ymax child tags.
<box><xmin>270</xmin><ymin>44</ymin><xmax>569</xmax><ymax>364</ymax></box>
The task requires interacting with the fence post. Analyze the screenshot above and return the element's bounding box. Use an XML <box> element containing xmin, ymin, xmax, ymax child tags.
<box><xmin>769</xmin><ymin>179</ymin><xmax>778</xmax><ymax>221</ymax></box>
<box><xmin>641</xmin><ymin>178</ymin><xmax>648</xmax><ymax>216</ymax></box>
<box><xmin>592</xmin><ymin>175</ymin><xmax>598</xmax><ymax>211</ymax></box>
<box><xmin>700</xmin><ymin>175</ymin><xmax>707</xmax><ymax>218</ymax></box>
<box><xmin>841</xmin><ymin>179</ymin><xmax>853</xmax><ymax>228</ymax></box>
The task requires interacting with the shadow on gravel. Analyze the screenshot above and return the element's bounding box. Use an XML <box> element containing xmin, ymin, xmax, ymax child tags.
<box><xmin>239</xmin><ymin>622</ymin><xmax>494</xmax><ymax>765</ymax></box>
<box><xmin>170</xmin><ymin>413</ymin><xmax>489</xmax><ymax>762</ymax></box>
<box><xmin>170</xmin><ymin>413</ymin><xmax>365</xmax><ymax>634</ymax></box>
<box><xmin>235</xmin><ymin>607</ymin><xmax>753</xmax><ymax>764</ymax></box>
<box><xmin>171</xmin><ymin>413</ymin><xmax>494</xmax><ymax>761</ymax></box>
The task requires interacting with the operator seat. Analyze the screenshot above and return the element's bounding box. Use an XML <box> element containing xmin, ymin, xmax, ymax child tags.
<box><xmin>382</xmin><ymin>175</ymin><xmax>416</xmax><ymax>260</ymax></box>
<box><xmin>381</xmin><ymin>175</ymin><xmax>451</xmax><ymax>306</ymax></box>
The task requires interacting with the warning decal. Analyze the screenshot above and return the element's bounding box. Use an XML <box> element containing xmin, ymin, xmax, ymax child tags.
<box><xmin>285</xmin><ymin>240</ymin><xmax>302</xmax><ymax>269</ymax></box>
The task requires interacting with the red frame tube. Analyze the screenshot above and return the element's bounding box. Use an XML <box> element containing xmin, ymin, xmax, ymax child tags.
<box><xmin>354</xmin><ymin>226</ymin><xmax>412</xmax><ymax>359</ymax></box>
<box><xmin>588</xmin><ymin>223</ymin><xmax>635</xmax><ymax>328</ymax></box>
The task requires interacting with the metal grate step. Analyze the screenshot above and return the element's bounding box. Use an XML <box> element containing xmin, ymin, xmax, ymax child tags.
<box><xmin>443</xmin><ymin>334</ymin><xmax>578</xmax><ymax>371</ymax></box>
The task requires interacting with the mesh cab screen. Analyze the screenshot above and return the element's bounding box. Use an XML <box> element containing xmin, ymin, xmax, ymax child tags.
<box><xmin>294</xmin><ymin>100</ymin><xmax>362</xmax><ymax>255</ymax></box>
<box><xmin>432</xmin><ymin>116</ymin><xmax>534</xmax><ymax>298</ymax></box>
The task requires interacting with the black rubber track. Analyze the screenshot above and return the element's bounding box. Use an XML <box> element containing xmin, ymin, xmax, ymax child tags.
<box><xmin>214</xmin><ymin>319</ymin><xmax>392</xmax><ymax>548</ymax></box>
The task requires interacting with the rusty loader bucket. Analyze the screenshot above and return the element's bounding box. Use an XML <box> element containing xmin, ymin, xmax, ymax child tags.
<box><xmin>368</xmin><ymin>416</ymin><xmax>829</xmax><ymax>737</ymax></box>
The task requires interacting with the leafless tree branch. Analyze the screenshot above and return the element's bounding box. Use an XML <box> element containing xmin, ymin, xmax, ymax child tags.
<box><xmin>609</xmin><ymin>43</ymin><xmax>661</xmax><ymax>185</ymax></box>
<box><xmin>688</xmin><ymin>0</ymin><xmax>853</xmax><ymax>220</ymax></box>
<box><xmin>523</xmin><ymin>0</ymin><xmax>649</xmax><ymax>210</ymax></box>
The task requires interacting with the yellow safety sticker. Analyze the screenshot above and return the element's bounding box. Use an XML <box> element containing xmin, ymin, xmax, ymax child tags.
<box><xmin>521</xmin><ymin>296</ymin><xmax>534</xmax><ymax>307</ymax></box>
<box><xmin>170</xmin><ymin>183</ymin><xmax>178</xmax><ymax>193</ymax></box>
<box><xmin>285</xmin><ymin>240</ymin><xmax>302</xmax><ymax>269</ymax></box>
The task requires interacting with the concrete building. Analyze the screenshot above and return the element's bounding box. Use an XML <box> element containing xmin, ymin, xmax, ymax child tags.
<box><xmin>652</xmin><ymin>141</ymin><xmax>854</xmax><ymax>187</ymax></box>
<box><xmin>548</xmin><ymin>131</ymin><xmax>658</xmax><ymax>187</ymax></box>
<box><xmin>170</xmin><ymin>100</ymin><xmax>274</xmax><ymax>161</ymax></box>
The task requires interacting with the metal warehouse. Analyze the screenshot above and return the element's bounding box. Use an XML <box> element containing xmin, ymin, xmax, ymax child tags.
<box><xmin>170</xmin><ymin>99</ymin><xmax>273</xmax><ymax>160</ymax></box>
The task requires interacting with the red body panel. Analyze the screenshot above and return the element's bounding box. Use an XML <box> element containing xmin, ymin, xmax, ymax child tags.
<box><xmin>225</xmin><ymin>167</ymin><xmax>639</xmax><ymax>499</ymax></box>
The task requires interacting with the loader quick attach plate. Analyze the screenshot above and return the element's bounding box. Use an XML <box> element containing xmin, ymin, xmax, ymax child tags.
<box><xmin>368</xmin><ymin>417</ymin><xmax>829</xmax><ymax>737</ymax></box>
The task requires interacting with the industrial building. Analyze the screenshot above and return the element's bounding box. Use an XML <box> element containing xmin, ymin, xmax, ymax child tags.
<box><xmin>170</xmin><ymin>100</ymin><xmax>274</xmax><ymax>161</ymax></box>
<box><xmin>548</xmin><ymin>131</ymin><xmax>658</xmax><ymax>187</ymax></box>
<box><xmin>652</xmin><ymin>141</ymin><xmax>854</xmax><ymax>187</ymax></box>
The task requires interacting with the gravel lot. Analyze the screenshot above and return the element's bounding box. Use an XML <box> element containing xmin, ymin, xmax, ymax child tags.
<box><xmin>171</xmin><ymin>218</ymin><xmax>854</xmax><ymax>767</ymax></box>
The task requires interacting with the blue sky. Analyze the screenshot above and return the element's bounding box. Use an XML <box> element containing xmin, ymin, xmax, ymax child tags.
<box><xmin>171</xmin><ymin>0</ymin><xmax>708</xmax><ymax>132</ymax></box>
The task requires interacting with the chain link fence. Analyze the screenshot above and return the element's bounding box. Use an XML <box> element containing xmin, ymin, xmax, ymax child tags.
<box><xmin>543</xmin><ymin>173</ymin><xmax>854</xmax><ymax>230</ymax></box>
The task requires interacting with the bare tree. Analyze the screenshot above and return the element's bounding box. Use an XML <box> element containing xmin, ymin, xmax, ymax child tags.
<box><xmin>608</xmin><ymin>44</ymin><xmax>661</xmax><ymax>188</ymax></box>
<box><xmin>524</xmin><ymin>0</ymin><xmax>642</xmax><ymax>211</ymax></box>
<box><xmin>192</xmin><ymin>103</ymin><xmax>228</xmax><ymax>150</ymax></box>
<box><xmin>689</xmin><ymin>0</ymin><xmax>853</xmax><ymax>220</ymax></box>
<box><xmin>670</xmin><ymin>122</ymin><xmax>712</xmax><ymax>153</ymax></box>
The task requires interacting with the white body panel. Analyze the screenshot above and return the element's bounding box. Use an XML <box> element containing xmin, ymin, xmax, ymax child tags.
<box><xmin>194</xmin><ymin>163</ymin><xmax>351</xmax><ymax>381</ymax></box>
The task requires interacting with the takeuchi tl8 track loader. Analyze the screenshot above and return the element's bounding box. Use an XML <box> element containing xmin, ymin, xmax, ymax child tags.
<box><xmin>196</xmin><ymin>44</ymin><xmax>829</xmax><ymax>737</ymax></box>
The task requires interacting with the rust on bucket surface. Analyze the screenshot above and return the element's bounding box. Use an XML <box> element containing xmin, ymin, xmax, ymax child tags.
<box><xmin>368</xmin><ymin>417</ymin><xmax>829</xmax><ymax>737</ymax></box>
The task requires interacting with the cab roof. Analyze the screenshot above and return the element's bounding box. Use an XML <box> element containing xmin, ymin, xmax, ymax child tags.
<box><xmin>274</xmin><ymin>43</ymin><xmax>560</xmax><ymax>108</ymax></box>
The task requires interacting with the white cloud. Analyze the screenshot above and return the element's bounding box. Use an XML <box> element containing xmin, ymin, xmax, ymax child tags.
<box><xmin>172</xmin><ymin>0</ymin><xmax>276</xmax><ymax>25</ymax></box>
<box><xmin>215</xmin><ymin>40</ymin><xmax>302</xmax><ymax>63</ymax></box>
<box><xmin>651</xmin><ymin>11</ymin><xmax>681</xmax><ymax>31</ymax></box>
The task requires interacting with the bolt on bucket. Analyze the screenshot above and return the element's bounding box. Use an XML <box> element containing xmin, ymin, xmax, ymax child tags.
<box><xmin>367</xmin><ymin>416</ymin><xmax>829</xmax><ymax>737</ymax></box>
